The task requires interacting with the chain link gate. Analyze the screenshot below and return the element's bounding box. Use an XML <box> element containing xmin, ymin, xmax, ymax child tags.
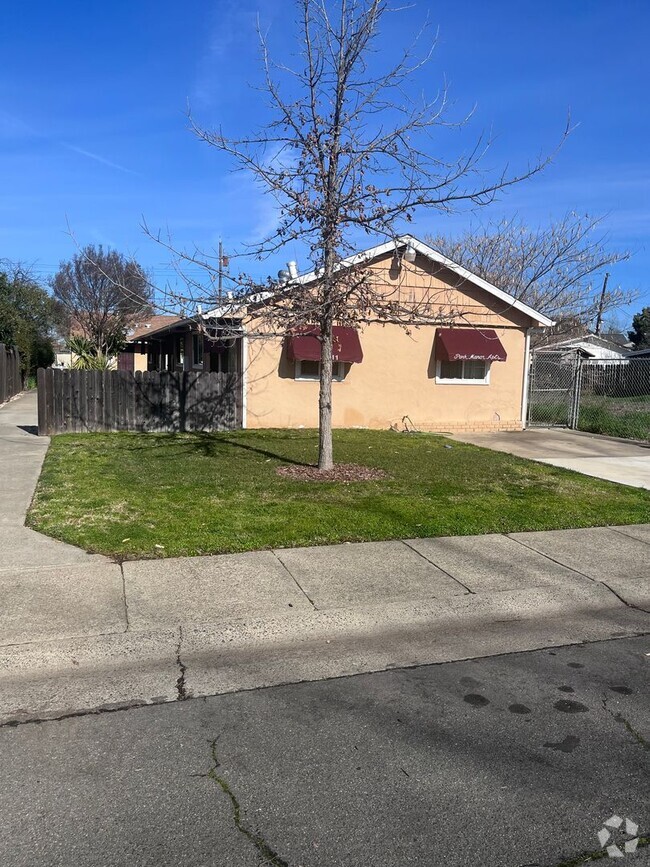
<box><xmin>528</xmin><ymin>351</ymin><xmax>650</xmax><ymax>441</ymax></box>
<box><xmin>527</xmin><ymin>350</ymin><xmax>581</xmax><ymax>428</ymax></box>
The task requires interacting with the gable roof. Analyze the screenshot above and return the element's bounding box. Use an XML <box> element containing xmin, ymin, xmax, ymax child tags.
<box><xmin>127</xmin><ymin>315</ymin><xmax>183</xmax><ymax>341</ymax></box>
<box><xmin>537</xmin><ymin>333</ymin><xmax>631</xmax><ymax>356</ymax></box>
<box><xmin>203</xmin><ymin>234</ymin><xmax>554</xmax><ymax>327</ymax></box>
<box><xmin>292</xmin><ymin>234</ymin><xmax>554</xmax><ymax>327</ymax></box>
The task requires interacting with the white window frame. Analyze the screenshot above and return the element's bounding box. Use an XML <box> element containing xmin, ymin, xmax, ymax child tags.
<box><xmin>435</xmin><ymin>358</ymin><xmax>491</xmax><ymax>385</ymax></box>
<box><xmin>192</xmin><ymin>333</ymin><xmax>204</xmax><ymax>369</ymax></box>
<box><xmin>295</xmin><ymin>360</ymin><xmax>345</xmax><ymax>381</ymax></box>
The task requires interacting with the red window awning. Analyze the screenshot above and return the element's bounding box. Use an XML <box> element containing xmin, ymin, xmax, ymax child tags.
<box><xmin>436</xmin><ymin>328</ymin><xmax>507</xmax><ymax>362</ymax></box>
<box><xmin>286</xmin><ymin>326</ymin><xmax>363</xmax><ymax>363</ymax></box>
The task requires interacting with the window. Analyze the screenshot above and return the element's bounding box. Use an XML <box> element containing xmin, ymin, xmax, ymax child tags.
<box><xmin>295</xmin><ymin>360</ymin><xmax>345</xmax><ymax>381</ymax></box>
<box><xmin>175</xmin><ymin>336</ymin><xmax>185</xmax><ymax>368</ymax></box>
<box><xmin>192</xmin><ymin>334</ymin><xmax>204</xmax><ymax>368</ymax></box>
<box><xmin>437</xmin><ymin>359</ymin><xmax>490</xmax><ymax>384</ymax></box>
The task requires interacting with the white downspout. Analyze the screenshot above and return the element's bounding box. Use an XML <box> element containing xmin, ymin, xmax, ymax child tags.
<box><xmin>241</xmin><ymin>333</ymin><xmax>248</xmax><ymax>429</ymax></box>
<box><xmin>521</xmin><ymin>328</ymin><xmax>532</xmax><ymax>429</ymax></box>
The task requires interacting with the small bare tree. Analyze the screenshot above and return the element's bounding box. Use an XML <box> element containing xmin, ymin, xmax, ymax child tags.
<box><xmin>150</xmin><ymin>0</ymin><xmax>569</xmax><ymax>469</ymax></box>
<box><xmin>428</xmin><ymin>212</ymin><xmax>634</xmax><ymax>335</ymax></box>
<box><xmin>51</xmin><ymin>245</ymin><xmax>152</xmax><ymax>358</ymax></box>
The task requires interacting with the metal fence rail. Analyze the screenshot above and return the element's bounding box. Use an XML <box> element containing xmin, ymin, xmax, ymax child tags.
<box><xmin>528</xmin><ymin>352</ymin><xmax>650</xmax><ymax>441</ymax></box>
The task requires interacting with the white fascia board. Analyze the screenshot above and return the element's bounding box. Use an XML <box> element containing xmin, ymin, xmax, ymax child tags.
<box><xmin>293</xmin><ymin>234</ymin><xmax>554</xmax><ymax>328</ymax></box>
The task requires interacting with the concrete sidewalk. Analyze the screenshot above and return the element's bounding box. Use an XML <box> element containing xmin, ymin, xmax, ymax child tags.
<box><xmin>1</xmin><ymin>391</ymin><xmax>649</xmax><ymax>725</ymax></box>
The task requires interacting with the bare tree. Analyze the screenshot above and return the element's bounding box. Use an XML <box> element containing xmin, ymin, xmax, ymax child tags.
<box><xmin>51</xmin><ymin>245</ymin><xmax>152</xmax><ymax>358</ymax></box>
<box><xmin>149</xmin><ymin>0</ymin><xmax>569</xmax><ymax>469</ymax></box>
<box><xmin>427</xmin><ymin>212</ymin><xmax>634</xmax><ymax>338</ymax></box>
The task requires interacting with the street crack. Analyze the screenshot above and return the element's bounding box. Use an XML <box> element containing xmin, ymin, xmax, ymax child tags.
<box><xmin>602</xmin><ymin>694</ymin><xmax>649</xmax><ymax>750</ymax></box>
<box><xmin>550</xmin><ymin>834</ymin><xmax>649</xmax><ymax>866</ymax></box>
<box><xmin>202</xmin><ymin>739</ymin><xmax>289</xmax><ymax>867</ymax></box>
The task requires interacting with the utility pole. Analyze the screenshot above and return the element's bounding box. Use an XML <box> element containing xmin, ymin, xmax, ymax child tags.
<box><xmin>218</xmin><ymin>239</ymin><xmax>223</xmax><ymax>305</ymax></box>
<box><xmin>594</xmin><ymin>272</ymin><xmax>609</xmax><ymax>336</ymax></box>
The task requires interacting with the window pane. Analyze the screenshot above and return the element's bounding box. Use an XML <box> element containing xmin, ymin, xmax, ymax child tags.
<box><xmin>439</xmin><ymin>360</ymin><xmax>463</xmax><ymax>379</ymax></box>
<box><xmin>298</xmin><ymin>360</ymin><xmax>320</xmax><ymax>379</ymax></box>
<box><xmin>193</xmin><ymin>334</ymin><xmax>203</xmax><ymax>366</ymax></box>
<box><xmin>464</xmin><ymin>360</ymin><xmax>486</xmax><ymax>379</ymax></box>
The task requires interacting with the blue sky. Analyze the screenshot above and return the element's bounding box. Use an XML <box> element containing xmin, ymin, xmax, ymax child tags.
<box><xmin>1</xmin><ymin>0</ymin><xmax>648</xmax><ymax>325</ymax></box>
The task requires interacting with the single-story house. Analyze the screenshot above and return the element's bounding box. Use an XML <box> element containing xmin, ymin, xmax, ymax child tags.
<box><xmin>120</xmin><ymin>235</ymin><xmax>554</xmax><ymax>433</ymax></box>
<box><xmin>535</xmin><ymin>333</ymin><xmax>632</xmax><ymax>361</ymax></box>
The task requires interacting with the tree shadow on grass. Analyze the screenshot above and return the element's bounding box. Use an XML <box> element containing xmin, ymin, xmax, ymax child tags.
<box><xmin>75</xmin><ymin>430</ymin><xmax>313</xmax><ymax>467</ymax></box>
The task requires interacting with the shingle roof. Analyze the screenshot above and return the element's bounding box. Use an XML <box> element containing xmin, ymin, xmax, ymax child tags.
<box><xmin>127</xmin><ymin>315</ymin><xmax>182</xmax><ymax>341</ymax></box>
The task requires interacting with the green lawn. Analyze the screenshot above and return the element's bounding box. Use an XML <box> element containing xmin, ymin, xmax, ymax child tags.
<box><xmin>27</xmin><ymin>429</ymin><xmax>650</xmax><ymax>559</ymax></box>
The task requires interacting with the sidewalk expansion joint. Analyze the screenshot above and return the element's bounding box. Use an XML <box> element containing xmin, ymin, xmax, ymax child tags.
<box><xmin>609</xmin><ymin>526</ymin><xmax>650</xmax><ymax>544</ymax></box>
<box><xmin>400</xmin><ymin>539</ymin><xmax>473</xmax><ymax>594</ymax></box>
<box><xmin>175</xmin><ymin>626</ymin><xmax>188</xmax><ymax>701</ymax></box>
<box><xmin>272</xmin><ymin>551</ymin><xmax>318</xmax><ymax>609</ymax></box>
<box><xmin>506</xmin><ymin>536</ymin><xmax>597</xmax><ymax>584</ymax></box>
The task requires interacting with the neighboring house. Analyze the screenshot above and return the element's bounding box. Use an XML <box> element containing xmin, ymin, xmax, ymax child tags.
<box><xmin>535</xmin><ymin>333</ymin><xmax>632</xmax><ymax>361</ymax></box>
<box><xmin>128</xmin><ymin>235</ymin><xmax>553</xmax><ymax>433</ymax></box>
<box><xmin>118</xmin><ymin>313</ymin><xmax>242</xmax><ymax>375</ymax></box>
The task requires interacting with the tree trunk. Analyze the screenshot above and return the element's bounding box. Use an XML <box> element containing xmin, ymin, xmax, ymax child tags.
<box><xmin>318</xmin><ymin>325</ymin><xmax>334</xmax><ymax>470</ymax></box>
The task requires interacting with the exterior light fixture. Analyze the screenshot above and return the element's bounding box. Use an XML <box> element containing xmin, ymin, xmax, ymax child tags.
<box><xmin>403</xmin><ymin>244</ymin><xmax>417</xmax><ymax>263</ymax></box>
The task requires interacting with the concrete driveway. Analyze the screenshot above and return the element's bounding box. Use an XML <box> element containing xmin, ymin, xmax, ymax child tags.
<box><xmin>450</xmin><ymin>427</ymin><xmax>650</xmax><ymax>489</ymax></box>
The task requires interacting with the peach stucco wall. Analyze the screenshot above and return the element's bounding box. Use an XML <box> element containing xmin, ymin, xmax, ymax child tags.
<box><xmin>244</xmin><ymin>252</ymin><xmax>532</xmax><ymax>432</ymax></box>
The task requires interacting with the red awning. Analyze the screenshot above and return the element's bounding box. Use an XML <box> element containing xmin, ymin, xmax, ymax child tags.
<box><xmin>436</xmin><ymin>328</ymin><xmax>507</xmax><ymax>362</ymax></box>
<box><xmin>286</xmin><ymin>326</ymin><xmax>363</xmax><ymax>363</ymax></box>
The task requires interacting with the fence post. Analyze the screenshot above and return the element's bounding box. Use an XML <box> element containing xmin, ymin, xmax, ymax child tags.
<box><xmin>569</xmin><ymin>356</ymin><xmax>583</xmax><ymax>429</ymax></box>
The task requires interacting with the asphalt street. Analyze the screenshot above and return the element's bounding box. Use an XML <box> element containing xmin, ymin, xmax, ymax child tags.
<box><xmin>0</xmin><ymin>636</ymin><xmax>648</xmax><ymax>867</ymax></box>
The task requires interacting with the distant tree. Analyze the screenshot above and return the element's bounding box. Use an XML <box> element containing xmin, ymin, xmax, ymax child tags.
<box><xmin>0</xmin><ymin>264</ymin><xmax>55</xmax><ymax>377</ymax></box>
<box><xmin>428</xmin><ymin>213</ymin><xmax>633</xmax><ymax>331</ymax></box>
<box><xmin>628</xmin><ymin>306</ymin><xmax>650</xmax><ymax>350</ymax></box>
<box><xmin>51</xmin><ymin>245</ymin><xmax>151</xmax><ymax>357</ymax></box>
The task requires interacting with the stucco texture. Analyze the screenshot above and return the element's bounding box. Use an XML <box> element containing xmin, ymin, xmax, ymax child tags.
<box><xmin>245</xmin><ymin>253</ymin><xmax>532</xmax><ymax>432</ymax></box>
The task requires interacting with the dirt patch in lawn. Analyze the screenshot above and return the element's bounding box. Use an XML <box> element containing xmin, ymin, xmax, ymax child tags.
<box><xmin>276</xmin><ymin>462</ymin><xmax>388</xmax><ymax>483</ymax></box>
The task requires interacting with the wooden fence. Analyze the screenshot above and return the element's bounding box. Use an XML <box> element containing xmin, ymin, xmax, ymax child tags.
<box><xmin>37</xmin><ymin>368</ymin><xmax>242</xmax><ymax>435</ymax></box>
<box><xmin>0</xmin><ymin>343</ymin><xmax>21</xmax><ymax>405</ymax></box>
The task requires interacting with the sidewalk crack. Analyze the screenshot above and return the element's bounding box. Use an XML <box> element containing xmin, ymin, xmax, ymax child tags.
<box><xmin>599</xmin><ymin>581</ymin><xmax>649</xmax><ymax>614</ymax></box>
<box><xmin>175</xmin><ymin>626</ymin><xmax>188</xmax><ymax>701</ymax></box>
<box><xmin>120</xmin><ymin>564</ymin><xmax>130</xmax><ymax>632</ymax></box>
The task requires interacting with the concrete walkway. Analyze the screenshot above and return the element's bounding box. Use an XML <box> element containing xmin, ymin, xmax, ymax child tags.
<box><xmin>450</xmin><ymin>426</ymin><xmax>650</xmax><ymax>489</ymax></box>
<box><xmin>1</xmin><ymin>391</ymin><xmax>649</xmax><ymax>725</ymax></box>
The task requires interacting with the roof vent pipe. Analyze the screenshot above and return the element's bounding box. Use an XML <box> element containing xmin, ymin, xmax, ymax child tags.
<box><xmin>287</xmin><ymin>261</ymin><xmax>299</xmax><ymax>279</ymax></box>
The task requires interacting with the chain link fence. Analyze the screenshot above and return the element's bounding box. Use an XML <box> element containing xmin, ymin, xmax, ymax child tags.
<box><xmin>528</xmin><ymin>351</ymin><xmax>650</xmax><ymax>441</ymax></box>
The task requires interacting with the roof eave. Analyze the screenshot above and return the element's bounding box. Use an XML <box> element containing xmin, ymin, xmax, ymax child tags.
<box><xmin>291</xmin><ymin>234</ymin><xmax>555</xmax><ymax>328</ymax></box>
